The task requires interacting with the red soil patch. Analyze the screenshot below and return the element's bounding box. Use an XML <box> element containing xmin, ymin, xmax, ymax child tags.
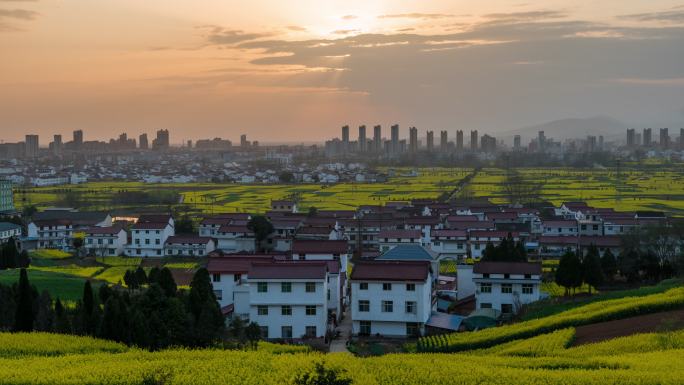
<box><xmin>572</xmin><ymin>309</ymin><xmax>684</xmax><ymax>346</ymax></box>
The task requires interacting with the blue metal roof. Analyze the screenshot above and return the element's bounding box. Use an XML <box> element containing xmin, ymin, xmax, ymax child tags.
<box><xmin>377</xmin><ymin>244</ymin><xmax>434</xmax><ymax>261</ymax></box>
<box><xmin>426</xmin><ymin>311</ymin><xmax>464</xmax><ymax>331</ymax></box>
<box><xmin>0</xmin><ymin>222</ymin><xmax>21</xmax><ymax>232</ymax></box>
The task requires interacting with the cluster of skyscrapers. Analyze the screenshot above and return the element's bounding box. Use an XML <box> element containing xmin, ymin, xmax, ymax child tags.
<box><xmin>625</xmin><ymin>128</ymin><xmax>684</xmax><ymax>149</ymax></box>
<box><xmin>326</xmin><ymin>125</ymin><xmax>497</xmax><ymax>157</ymax></box>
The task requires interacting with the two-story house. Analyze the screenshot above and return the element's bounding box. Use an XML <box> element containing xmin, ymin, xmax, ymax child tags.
<box><xmin>125</xmin><ymin>214</ymin><xmax>174</xmax><ymax>257</ymax></box>
<box><xmin>85</xmin><ymin>225</ymin><xmax>128</xmax><ymax>256</ymax></box>
<box><xmin>350</xmin><ymin>261</ymin><xmax>432</xmax><ymax>337</ymax></box>
<box><xmin>542</xmin><ymin>220</ymin><xmax>578</xmax><ymax>237</ymax></box>
<box><xmin>430</xmin><ymin>229</ymin><xmax>468</xmax><ymax>260</ymax></box>
<box><xmin>472</xmin><ymin>261</ymin><xmax>542</xmax><ymax>315</ymax></box>
<box><xmin>378</xmin><ymin>229</ymin><xmax>422</xmax><ymax>252</ymax></box>
<box><xmin>164</xmin><ymin>235</ymin><xmax>215</xmax><ymax>257</ymax></box>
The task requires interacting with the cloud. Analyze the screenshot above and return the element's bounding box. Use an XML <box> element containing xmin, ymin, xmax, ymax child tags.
<box><xmin>482</xmin><ymin>10</ymin><xmax>567</xmax><ymax>22</ymax></box>
<box><xmin>286</xmin><ymin>25</ymin><xmax>306</xmax><ymax>32</ymax></box>
<box><xmin>620</xmin><ymin>9</ymin><xmax>684</xmax><ymax>24</ymax></box>
<box><xmin>205</xmin><ymin>27</ymin><xmax>273</xmax><ymax>45</ymax></box>
<box><xmin>610</xmin><ymin>78</ymin><xmax>684</xmax><ymax>86</ymax></box>
<box><xmin>341</xmin><ymin>15</ymin><xmax>357</xmax><ymax>20</ymax></box>
<box><xmin>378</xmin><ymin>13</ymin><xmax>455</xmax><ymax>20</ymax></box>
<box><xmin>0</xmin><ymin>8</ymin><xmax>38</xmax><ymax>19</ymax></box>
<box><xmin>332</xmin><ymin>29</ymin><xmax>360</xmax><ymax>35</ymax></box>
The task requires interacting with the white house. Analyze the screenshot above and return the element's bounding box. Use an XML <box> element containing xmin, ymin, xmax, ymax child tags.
<box><xmin>542</xmin><ymin>220</ymin><xmax>578</xmax><ymax>236</ymax></box>
<box><xmin>0</xmin><ymin>222</ymin><xmax>22</xmax><ymax>243</ymax></box>
<box><xmin>214</xmin><ymin>225</ymin><xmax>256</xmax><ymax>253</ymax></box>
<box><xmin>350</xmin><ymin>261</ymin><xmax>432</xmax><ymax>337</ymax></box>
<box><xmin>85</xmin><ymin>226</ymin><xmax>127</xmax><ymax>256</ymax></box>
<box><xmin>472</xmin><ymin>261</ymin><xmax>542</xmax><ymax>315</ymax></box>
<box><xmin>28</xmin><ymin>210</ymin><xmax>112</xmax><ymax>250</ymax></box>
<box><xmin>125</xmin><ymin>214</ymin><xmax>174</xmax><ymax>257</ymax></box>
<box><xmin>248</xmin><ymin>262</ymin><xmax>330</xmax><ymax>339</ymax></box>
<box><xmin>164</xmin><ymin>235</ymin><xmax>215</xmax><ymax>257</ymax></box>
<box><xmin>291</xmin><ymin>240</ymin><xmax>349</xmax><ymax>273</ymax></box>
<box><xmin>378</xmin><ymin>229</ymin><xmax>422</xmax><ymax>252</ymax></box>
<box><xmin>430</xmin><ymin>229</ymin><xmax>468</xmax><ymax>259</ymax></box>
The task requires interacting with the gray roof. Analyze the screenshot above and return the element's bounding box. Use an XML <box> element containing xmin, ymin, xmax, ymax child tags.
<box><xmin>426</xmin><ymin>312</ymin><xmax>464</xmax><ymax>331</ymax></box>
<box><xmin>377</xmin><ymin>245</ymin><xmax>435</xmax><ymax>261</ymax></box>
<box><xmin>0</xmin><ymin>222</ymin><xmax>21</xmax><ymax>232</ymax></box>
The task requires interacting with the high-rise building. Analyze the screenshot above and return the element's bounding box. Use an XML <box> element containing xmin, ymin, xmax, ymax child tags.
<box><xmin>152</xmin><ymin>129</ymin><xmax>170</xmax><ymax>150</ymax></box>
<box><xmin>680</xmin><ymin>128</ymin><xmax>684</xmax><ymax>149</ymax></box>
<box><xmin>440</xmin><ymin>131</ymin><xmax>448</xmax><ymax>152</ymax></box>
<box><xmin>0</xmin><ymin>178</ymin><xmax>13</xmax><ymax>213</ymax></box>
<box><xmin>470</xmin><ymin>130</ymin><xmax>478</xmax><ymax>151</ymax></box>
<box><xmin>373</xmin><ymin>125</ymin><xmax>382</xmax><ymax>152</ymax></box>
<box><xmin>586</xmin><ymin>136</ymin><xmax>597</xmax><ymax>152</ymax></box>
<box><xmin>513</xmin><ymin>135</ymin><xmax>521</xmax><ymax>149</ymax></box>
<box><xmin>139</xmin><ymin>134</ymin><xmax>149</xmax><ymax>150</ymax></box>
<box><xmin>480</xmin><ymin>134</ymin><xmax>496</xmax><ymax>152</ymax></box>
<box><xmin>660</xmin><ymin>128</ymin><xmax>670</xmax><ymax>149</ymax></box>
<box><xmin>391</xmin><ymin>124</ymin><xmax>399</xmax><ymax>153</ymax></box>
<box><xmin>358</xmin><ymin>125</ymin><xmax>366</xmax><ymax>152</ymax></box>
<box><xmin>50</xmin><ymin>134</ymin><xmax>63</xmax><ymax>155</ymax></box>
<box><xmin>635</xmin><ymin>133</ymin><xmax>642</xmax><ymax>146</ymax></box>
<box><xmin>341</xmin><ymin>125</ymin><xmax>350</xmax><ymax>150</ymax></box>
<box><xmin>598</xmin><ymin>135</ymin><xmax>604</xmax><ymax>151</ymax></box>
<box><xmin>25</xmin><ymin>134</ymin><xmax>39</xmax><ymax>158</ymax></box>
<box><xmin>426</xmin><ymin>131</ymin><xmax>434</xmax><ymax>152</ymax></box>
<box><xmin>626</xmin><ymin>129</ymin><xmax>636</xmax><ymax>147</ymax></box>
<box><xmin>643</xmin><ymin>128</ymin><xmax>652</xmax><ymax>146</ymax></box>
<box><xmin>73</xmin><ymin>130</ymin><xmax>83</xmax><ymax>148</ymax></box>
<box><xmin>538</xmin><ymin>131</ymin><xmax>546</xmax><ymax>151</ymax></box>
<box><xmin>456</xmin><ymin>130</ymin><xmax>464</xmax><ymax>150</ymax></box>
<box><xmin>408</xmin><ymin>127</ymin><xmax>418</xmax><ymax>153</ymax></box>
<box><xmin>240</xmin><ymin>134</ymin><xmax>249</xmax><ymax>148</ymax></box>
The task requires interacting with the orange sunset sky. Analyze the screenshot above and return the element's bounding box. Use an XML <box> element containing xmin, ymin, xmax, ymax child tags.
<box><xmin>1</xmin><ymin>0</ymin><xmax>684</xmax><ymax>143</ymax></box>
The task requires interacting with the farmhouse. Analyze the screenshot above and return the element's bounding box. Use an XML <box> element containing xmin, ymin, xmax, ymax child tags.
<box><xmin>164</xmin><ymin>235</ymin><xmax>215</xmax><ymax>257</ymax></box>
<box><xmin>378</xmin><ymin>229</ymin><xmax>422</xmax><ymax>252</ymax></box>
<box><xmin>0</xmin><ymin>222</ymin><xmax>21</xmax><ymax>243</ymax></box>
<box><xmin>472</xmin><ymin>261</ymin><xmax>542</xmax><ymax>315</ymax></box>
<box><xmin>430</xmin><ymin>229</ymin><xmax>468</xmax><ymax>259</ymax></box>
<box><xmin>27</xmin><ymin>209</ymin><xmax>112</xmax><ymax>250</ymax></box>
<box><xmin>214</xmin><ymin>225</ymin><xmax>256</xmax><ymax>253</ymax></box>
<box><xmin>350</xmin><ymin>260</ymin><xmax>433</xmax><ymax>337</ymax></box>
<box><xmin>124</xmin><ymin>214</ymin><xmax>174</xmax><ymax>257</ymax></box>
<box><xmin>542</xmin><ymin>220</ymin><xmax>578</xmax><ymax>236</ymax></box>
<box><xmin>85</xmin><ymin>225</ymin><xmax>127</xmax><ymax>256</ymax></box>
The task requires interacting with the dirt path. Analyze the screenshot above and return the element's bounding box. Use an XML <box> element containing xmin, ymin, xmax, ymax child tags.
<box><xmin>572</xmin><ymin>308</ymin><xmax>684</xmax><ymax>346</ymax></box>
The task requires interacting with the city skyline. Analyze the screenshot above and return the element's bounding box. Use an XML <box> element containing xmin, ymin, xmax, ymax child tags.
<box><xmin>2</xmin><ymin>1</ymin><xmax>684</xmax><ymax>142</ymax></box>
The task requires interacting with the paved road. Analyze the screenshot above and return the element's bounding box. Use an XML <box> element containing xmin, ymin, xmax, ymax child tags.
<box><xmin>329</xmin><ymin>310</ymin><xmax>352</xmax><ymax>353</ymax></box>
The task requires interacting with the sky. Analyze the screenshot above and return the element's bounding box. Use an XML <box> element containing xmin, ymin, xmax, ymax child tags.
<box><xmin>1</xmin><ymin>0</ymin><xmax>684</xmax><ymax>144</ymax></box>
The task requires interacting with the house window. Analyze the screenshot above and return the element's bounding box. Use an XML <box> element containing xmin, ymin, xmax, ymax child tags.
<box><xmin>212</xmin><ymin>273</ymin><xmax>221</xmax><ymax>282</ymax></box>
<box><xmin>382</xmin><ymin>283</ymin><xmax>392</xmax><ymax>291</ymax></box>
<box><xmin>524</xmin><ymin>274</ymin><xmax>531</xmax><ymax>279</ymax></box>
<box><xmin>480</xmin><ymin>283</ymin><xmax>492</xmax><ymax>293</ymax></box>
<box><xmin>405</xmin><ymin>301</ymin><xmax>416</xmax><ymax>314</ymax></box>
<box><xmin>259</xmin><ymin>326</ymin><xmax>269</xmax><ymax>338</ymax></box>
<box><xmin>305</xmin><ymin>282</ymin><xmax>316</xmax><ymax>293</ymax></box>
<box><xmin>234</xmin><ymin>274</ymin><xmax>241</xmax><ymax>282</ymax></box>
<box><xmin>501</xmin><ymin>304</ymin><xmax>513</xmax><ymax>314</ymax></box>
<box><xmin>381</xmin><ymin>300</ymin><xmax>393</xmax><ymax>313</ymax></box>
<box><xmin>257</xmin><ymin>305</ymin><xmax>268</xmax><ymax>315</ymax></box>
<box><xmin>305</xmin><ymin>326</ymin><xmax>317</xmax><ymax>337</ymax></box>
<box><xmin>358</xmin><ymin>300</ymin><xmax>369</xmax><ymax>312</ymax></box>
<box><xmin>483</xmin><ymin>273</ymin><xmax>490</xmax><ymax>278</ymax></box>
<box><xmin>504</xmin><ymin>274</ymin><xmax>510</xmax><ymax>279</ymax></box>
<box><xmin>281</xmin><ymin>326</ymin><xmax>292</xmax><ymax>339</ymax></box>
<box><xmin>213</xmin><ymin>290</ymin><xmax>222</xmax><ymax>300</ymax></box>
<box><xmin>359</xmin><ymin>283</ymin><xmax>368</xmax><ymax>290</ymax></box>
<box><xmin>359</xmin><ymin>321</ymin><xmax>371</xmax><ymax>335</ymax></box>
<box><xmin>522</xmin><ymin>284</ymin><xmax>534</xmax><ymax>295</ymax></box>
<box><xmin>480</xmin><ymin>303</ymin><xmax>492</xmax><ymax>309</ymax></box>
<box><xmin>406</xmin><ymin>283</ymin><xmax>416</xmax><ymax>291</ymax></box>
<box><xmin>501</xmin><ymin>284</ymin><xmax>513</xmax><ymax>294</ymax></box>
<box><xmin>281</xmin><ymin>305</ymin><xmax>292</xmax><ymax>316</ymax></box>
<box><xmin>281</xmin><ymin>282</ymin><xmax>292</xmax><ymax>293</ymax></box>
<box><xmin>306</xmin><ymin>305</ymin><xmax>317</xmax><ymax>316</ymax></box>
<box><xmin>406</xmin><ymin>322</ymin><xmax>419</xmax><ymax>337</ymax></box>
<box><xmin>257</xmin><ymin>282</ymin><xmax>268</xmax><ymax>293</ymax></box>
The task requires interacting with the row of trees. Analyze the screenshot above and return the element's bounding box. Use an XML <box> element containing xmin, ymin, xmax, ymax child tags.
<box><xmin>1</xmin><ymin>267</ymin><xmax>227</xmax><ymax>350</ymax></box>
<box><xmin>481</xmin><ymin>235</ymin><xmax>527</xmax><ymax>262</ymax></box>
<box><xmin>0</xmin><ymin>238</ymin><xmax>29</xmax><ymax>270</ymax></box>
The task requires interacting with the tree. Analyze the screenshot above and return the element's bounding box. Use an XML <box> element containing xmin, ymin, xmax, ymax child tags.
<box><xmin>307</xmin><ymin>207</ymin><xmax>318</xmax><ymax>217</ymax></box>
<box><xmin>247</xmin><ymin>215</ymin><xmax>274</xmax><ymax>252</ymax></box>
<box><xmin>279</xmin><ymin>171</ymin><xmax>295</xmax><ymax>183</ymax></box>
<box><xmin>34</xmin><ymin>290</ymin><xmax>55</xmax><ymax>332</ymax></box>
<box><xmin>175</xmin><ymin>216</ymin><xmax>195</xmax><ymax>235</ymax></box>
<box><xmin>123</xmin><ymin>270</ymin><xmax>138</xmax><ymax>290</ymax></box>
<box><xmin>245</xmin><ymin>322</ymin><xmax>262</xmax><ymax>349</ymax></box>
<box><xmin>581</xmin><ymin>245</ymin><xmax>603</xmax><ymax>294</ymax></box>
<box><xmin>81</xmin><ymin>280</ymin><xmax>98</xmax><ymax>334</ymax></box>
<box><xmin>294</xmin><ymin>362</ymin><xmax>352</xmax><ymax>385</ymax></box>
<box><xmin>1</xmin><ymin>237</ymin><xmax>20</xmax><ymax>269</ymax></box>
<box><xmin>54</xmin><ymin>298</ymin><xmax>71</xmax><ymax>333</ymax></box>
<box><xmin>14</xmin><ymin>268</ymin><xmax>34</xmax><ymax>331</ymax></box>
<box><xmin>158</xmin><ymin>268</ymin><xmax>177</xmax><ymax>297</ymax></box>
<box><xmin>135</xmin><ymin>267</ymin><xmax>148</xmax><ymax>286</ymax></box>
<box><xmin>21</xmin><ymin>205</ymin><xmax>37</xmax><ymax>218</ymax></box>
<box><xmin>0</xmin><ymin>283</ymin><xmax>17</xmax><ymax>330</ymax></box>
<box><xmin>600</xmin><ymin>248</ymin><xmax>618</xmax><ymax>283</ymax></box>
<box><xmin>555</xmin><ymin>251</ymin><xmax>582</xmax><ymax>296</ymax></box>
<box><xmin>148</xmin><ymin>266</ymin><xmax>161</xmax><ymax>285</ymax></box>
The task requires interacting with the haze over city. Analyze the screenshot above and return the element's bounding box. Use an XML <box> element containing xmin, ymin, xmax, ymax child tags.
<box><xmin>2</xmin><ymin>0</ymin><xmax>684</xmax><ymax>143</ymax></box>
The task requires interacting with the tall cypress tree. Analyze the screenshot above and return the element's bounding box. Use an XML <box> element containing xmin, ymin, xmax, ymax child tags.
<box><xmin>81</xmin><ymin>280</ymin><xmax>96</xmax><ymax>334</ymax></box>
<box><xmin>158</xmin><ymin>268</ymin><xmax>177</xmax><ymax>297</ymax></box>
<box><xmin>14</xmin><ymin>268</ymin><xmax>34</xmax><ymax>332</ymax></box>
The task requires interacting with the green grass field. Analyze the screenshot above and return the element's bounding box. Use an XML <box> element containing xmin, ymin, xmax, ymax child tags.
<box><xmin>0</xmin><ymin>269</ymin><xmax>95</xmax><ymax>301</ymax></box>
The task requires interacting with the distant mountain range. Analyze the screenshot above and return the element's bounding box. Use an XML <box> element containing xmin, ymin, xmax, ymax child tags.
<box><xmin>501</xmin><ymin>116</ymin><xmax>629</xmax><ymax>142</ymax></box>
